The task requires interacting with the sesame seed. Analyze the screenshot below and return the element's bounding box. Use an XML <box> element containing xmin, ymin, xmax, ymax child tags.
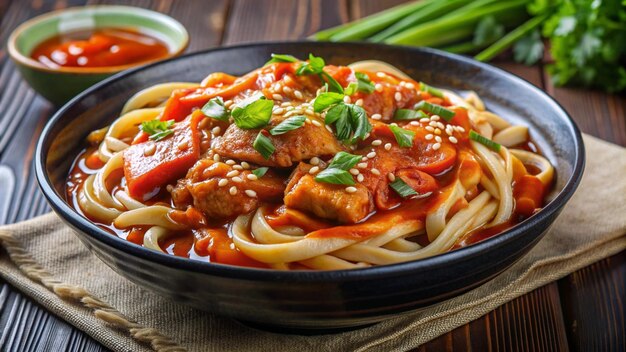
<box><xmin>399</xmin><ymin>81</ymin><xmax>406</xmax><ymax>87</ymax></box>
<box><xmin>226</xmin><ymin>170</ymin><xmax>239</xmax><ymax>177</ymax></box>
<box><xmin>446</xmin><ymin>129</ymin><xmax>453</xmax><ymax>136</ymax></box>
<box><xmin>355</xmin><ymin>99</ymin><xmax>364</xmax><ymax>106</ymax></box>
<box><xmin>357</xmin><ymin>162</ymin><xmax>368</xmax><ymax>169</ymax></box>
<box><xmin>310</xmin><ymin>157</ymin><xmax>320</xmax><ymax>165</ymax></box>
<box><xmin>232</xmin><ymin>165</ymin><xmax>243</xmax><ymax>170</ymax></box>
<box><xmin>241</xmin><ymin>161</ymin><xmax>250</xmax><ymax>169</ymax></box>
<box><xmin>247</xmin><ymin>174</ymin><xmax>258</xmax><ymax>181</ymax></box>
<box><xmin>272</xmin><ymin>94</ymin><xmax>283</xmax><ymax>101</ymax></box>
<box><xmin>425</xmin><ymin>126</ymin><xmax>435</xmax><ymax>132</ymax></box>
<box><xmin>213</xmin><ymin>154</ymin><xmax>221</xmax><ymax>162</ymax></box>
<box><xmin>429</xmin><ymin>121</ymin><xmax>438</xmax><ymax>127</ymax></box>
<box><xmin>436</xmin><ymin>122</ymin><xmax>446</xmax><ymax>130</ymax></box>
<box><xmin>387</xmin><ymin>173</ymin><xmax>396</xmax><ymax>182</ymax></box>
<box><xmin>420</xmin><ymin>117</ymin><xmax>430</xmax><ymax>123</ymax></box>
<box><xmin>367</xmin><ymin>151</ymin><xmax>377</xmax><ymax>158</ymax></box>
<box><xmin>449</xmin><ymin>136</ymin><xmax>458</xmax><ymax>144</ymax></box>
<box><xmin>281</xmin><ymin>102</ymin><xmax>291</xmax><ymax>107</ymax></box>
<box><xmin>304</xmin><ymin>118</ymin><xmax>312</xmax><ymax>124</ymax></box>
<box><xmin>305</xmin><ymin>109</ymin><xmax>315</xmax><ymax>115</ymax></box>
<box><xmin>375</xmin><ymin>83</ymin><xmax>384</xmax><ymax>92</ymax></box>
<box><xmin>349</xmin><ymin>168</ymin><xmax>360</xmax><ymax>175</ymax></box>
<box><xmin>343</xmin><ymin>96</ymin><xmax>352</xmax><ymax>104</ymax></box>
<box><xmin>357</xmin><ymin>174</ymin><xmax>365</xmax><ymax>182</ymax></box>
<box><xmin>325</xmin><ymin>125</ymin><xmax>333</xmax><ymax>133</ymax></box>
<box><xmin>245</xmin><ymin>190</ymin><xmax>257</xmax><ymax>198</ymax></box>
<box><xmin>212</xmin><ymin>126</ymin><xmax>221</xmax><ymax>135</ymax></box>
<box><xmin>282</xmin><ymin>86</ymin><xmax>292</xmax><ymax>94</ymax></box>
<box><xmin>394</xmin><ymin>92</ymin><xmax>402</xmax><ymax>102</ymax></box>
<box><xmin>232</xmin><ymin>176</ymin><xmax>243</xmax><ymax>183</ymax></box>
<box><xmin>376</xmin><ymin>72</ymin><xmax>386</xmax><ymax>78</ymax></box>
<box><xmin>224</xmin><ymin>100</ymin><xmax>234</xmax><ymax>108</ymax></box>
<box><xmin>345</xmin><ymin>186</ymin><xmax>357</xmax><ymax>193</ymax></box>
<box><xmin>435</xmin><ymin>136</ymin><xmax>442</xmax><ymax>143</ymax></box>
<box><xmin>273</xmin><ymin>107</ymin><xmax>285</xmax><ymax>115</ymax></box>
<box><xmin>384</xmin><ymin>143</ymin><xmax>392</xmax><ymax>150</ymax></box>
<box><xmin>371</xmin><ymin>168</ymin><xmax>381</xmax><ymax>175</ymax></box>
<box><xmin>431</xmin><ymin>115</ymin><xmax>440</xmax><ymax>121</ymax></box>
<box><xmin>433</xmin><ymin>143</ymin><xmax>441</xmax><ymax>150</ymax></box>
<box><xmin>293</xmin><ymin>108</ymin><xmax>304</xmax><ymax>114</ymax></box>
<box><xmin>312</xmin><ymin>120</ymin><xmax>322</xmax><ymax>127</ymax></box>
<box><xmin>410</xmin><ymin>121</ymin><xmax>421</xmax><ymax>126</ymax></box>
<box><xmin>371</xmin><ymin>113</ymin><xmax>382</xmax><ymax>120</ymax></box>
<box><xmin>364</xmin><ymin>133</ymin><xmax>371</xmax><ymax>139</ymax></box>
<box><xmin>294</xmin><ymin>90</ymin><xmax>304</xmax><ymax>100</ymax></box>
<box><xmin>225</xmin><ymin>160</ymin><xmax>236</xmax><ymax>165</ymax></box>
<box><xmin>406</xmin><ymin>82</ymin><xmax>415</xmax><ymax>89</ymax></box>
<box><xmin>434</xmin><ymin>128</ymin><xmax>442</xmax><ymax>135</ymax></box>
<box><xmin>229</xmin><ymin>186</ymin><xmax>237</xmax><ymax>195</ymax></box>
<box><xmin>177</xmin><ymin>141</ymin><xmax>189</xmax><ymax>151</ymax></box>
<box><xmin>199</xmin><ymin>117</ymin><xmax>211</xmax><ymax>129</ymax></box>
<box><xmin>143</xmin><ymin>144</ymin><xmax>156</xmax><ymax>157</ymax></box>
<box><xmin>457</xmin><ymin>126</ymin><xmax>466</xmax><ymax>133</ymax></box>
<box><xmin>309</xmin><ymin>166</ymin><xmax>320</xmax><ymax>174</ymax></box>
<box><xmin>218</xmin><ymin>179</ymin><xmax>229</xmax><ymax>187</ymax></box>
<box><xmin>425</xmin><ymin>134</ymin><xmax>434</xmax><ymax>140</ymax></box>
<box><xmin>372</xmin><ymin>139</ymin><xmax>382</xmax><ymax>146</ymax></box>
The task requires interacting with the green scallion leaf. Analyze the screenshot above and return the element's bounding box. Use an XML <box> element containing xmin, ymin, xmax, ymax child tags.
<box><xmin>394</xmin><ymin>109</ymin><xmax>429</xmax><ymax>120</ymax></box>
<box><xmin>327</xmin><ymin>151</ymin><xmax>362</xmax><ymax>170</ymax></box>
<box><xmin>419</xmin><ymin>82</ymin><xmax>444</xmax><ymax>98</ymax></box>
<box><xmin>201</xmin><ymin>97</ymin><xmax>230</xmax><ymax>121</ymax></box>
<box><xmin>389</xmin><ymin>125</ymin><xmax>415</xmax><ymax>147</ymax></box>
<box><xmin>414</xmin><ymin>101</ymin><xmax>456</xmax><ymax>121</ymax></box>
<box><xmin>355</xmin><ymin>72</ymin><xmax>375</xmax><ymax>93</ymax></box>
<box><xmin>140</xmin><ymin>119</ymin><xmax>175</xmax><ymax>141</ymax></box>
<box><xmin>315</xmin><ymin>168</ymin><xmax>355</xmax><ymax>186</ymax></box>
<box><xmin>252</xmin><ymin>167</ymin><xmax>269</xmax><ymax>178</ymax></box>
<box><xmin>265</xmin><ymin>53</ymin><xmax>299</xmax><ymax>65</ymax></box>
<box><xmin>269</xmin><ymin>115</ymin><xmax>306</xmax><ymax>135</ymax></box>
<box><xmin>469</xmin><ymin>130</ymin><xmax>501</xmax><ymax>151</ymax></box>
<box><xmin>389</xmin><ymin>177</ymin><xmax>418</xmax><ymax>198</ymax></box>
<box><xmin>253</xmin><ymin>132</ymin><xmax>275</xmax><ymax>159</ymax></box>
<box><xmin>231</xmin><ymin>96</ymin><xmax>274</xmax><ymax>129</ymax></box>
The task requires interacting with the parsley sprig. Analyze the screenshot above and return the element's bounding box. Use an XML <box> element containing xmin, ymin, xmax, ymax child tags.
<box><xmin>140</xmin><ymin>120</ymin><xmax>175</xmax><ymax>141</ymax></box>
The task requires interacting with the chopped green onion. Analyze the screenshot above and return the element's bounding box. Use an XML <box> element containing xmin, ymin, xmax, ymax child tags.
<box><xmin>315</xmin><ymin>168</ymin><xmax>355</xmax><ymax>186</ymax></box>
<box><xmin>419</xmin><ymin>82</ymin><xmax>444</xmax><ymax>98</ymax></box>
<box><xmin>389</xmin><ymin>125</ymin><xmax>415</xmax><ymax>147</ymax></box>
<box><xmin>389</xmin><ymin>177</ymin><xmax>418</xmax><ymax>198</ymax></box>
<box><xmin>394</xmin><ymin>109</ymin><xmax>429</xmax><ymax>120</ymax></box>
<box><xmin>270</xmin><ymin>115</ymin><xmax>306</xmax><ymax>135</ymax></box>
<box><xmin>327</xmin><ymin>151</ymin><xmax>362</xmax><ymax>170</ymax></box>
<box><xmin>201</xmin><ymin>97</ymin><xmax>230</xmax><ymax>121</ymax></box>
<box><xmin>252</xmin><ymin>167</ymin><xmax>269</xmax><ymax>178</ymax></box>
<box><xmin>140</xmin><ymin>120</ymin><xmax>175</xmax><ymax>141</ymax></box>
<box><xmin>265</xmin><ymin>53</ymin><xmax>299</xmax><ymax>65</ymax></box>
<box><xmin>469</xmin><ymin>130</ymin><xmax>501</xmax><ymax>151</ymax></box>
<box><xmin>231</xmin><ymin>96</ymin><xmax>274</xmax><ymax>129</ymax></box>
<box><xmin>253</xmin><ymin>132</ymin><xmax>275</xmax><ymax>159</ymax></box>
<box><xmin>414</xmin><ymin>101</ymin><xmax>456</xmax><ymax>121</ymax></box>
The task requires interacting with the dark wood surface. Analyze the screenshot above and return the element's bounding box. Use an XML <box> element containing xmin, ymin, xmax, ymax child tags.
<box><xmin>0</xmin><ymin>1</ymin><xmax>624</xmax><ymax>351</ymax></box>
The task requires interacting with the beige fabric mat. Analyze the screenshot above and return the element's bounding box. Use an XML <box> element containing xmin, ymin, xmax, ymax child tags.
<box><xmin>0</xmin><ymin>134</ymin><xmax>625</xmax><ymax>352</ymax></box>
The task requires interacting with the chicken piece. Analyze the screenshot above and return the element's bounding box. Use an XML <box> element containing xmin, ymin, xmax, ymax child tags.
<box><xmin>284</xmin><ymin>163</ymin><xmax>374</xmax><ymax>223</ymax></box>
<box><xmin>213</xmin><ymin>115</ymin><xmax>345</xmax><ymax>167</ymax></box>
<box><xmin>172</xmin><ymin>159</ymin><xmax>285</xmax><ymax>218</ymax></box>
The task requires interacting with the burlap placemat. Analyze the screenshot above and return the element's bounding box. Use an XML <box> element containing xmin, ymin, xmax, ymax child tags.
<box><xmin>0</xmin><ymin>134</ymin><xmax>625</xmax><ymax>352</ymax></box>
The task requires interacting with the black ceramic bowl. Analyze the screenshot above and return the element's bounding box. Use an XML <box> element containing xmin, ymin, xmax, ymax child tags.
<box><xmin>36</xmin><ymin>42</ymin><xmax>584</xmax><ymax>331</ymax></box>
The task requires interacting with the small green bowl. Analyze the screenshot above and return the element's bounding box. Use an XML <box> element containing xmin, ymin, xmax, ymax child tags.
<box><xmin>8</xmin><ymin>5</ymin><xmax>189</xmax><ymax>105</ymax></box>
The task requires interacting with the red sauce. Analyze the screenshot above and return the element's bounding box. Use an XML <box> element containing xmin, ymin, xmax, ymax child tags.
<box><xmin>31</xmin><ymin>28</ymin><xmax>169</xmax><ymax>69</ymax></box>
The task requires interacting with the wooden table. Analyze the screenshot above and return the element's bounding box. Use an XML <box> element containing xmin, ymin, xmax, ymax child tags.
<box><xmin>0</xmin><ymin>1</ymin><xmax>624</xmax><ymax>351</ymax></box>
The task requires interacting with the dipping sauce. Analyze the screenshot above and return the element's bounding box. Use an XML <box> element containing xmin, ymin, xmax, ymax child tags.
<box><xmin>31</xmin><ymin>28</ymin><xmax>170</xmax><ymax>69</ymax></box>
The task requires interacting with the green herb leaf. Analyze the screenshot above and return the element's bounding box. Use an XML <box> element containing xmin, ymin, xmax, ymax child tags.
<box><xmin>314</xmin><ymin>92</ymin><xmax>344</xmax><ymax>112</ymax></box>
<box><xmin>253</xmin><ymin>132</ymin><xmax>275</xmax><ymax>159</ymax></box>
<box><xmin>327</xmin><ymin>151</ymin><xmax>362</xmax><ymax>170</ymax></box>
<box><xmin>269</xmin><ymin>115</ymin><xmax>306</xmax><ymax>135</ymax></box>
<box><xmin>343</xmin><ymin>82</ymin><xmax>359</xmax><ymax>96</ymax></box>
<box><xmin>348</xmin><ymin>104</ymin><xmax>372</xmax><ymax>142</ymax></box>
<box><xmin>315</xmin><ymin>168</ymin><xmax>355</xmax><ymax>186</ymax></box>
<box><xmin>513</xmin><ymin>30</ymin><xmax>544</xmax><ymax>65</ymax></box>
<box><xmin>231</xmin><ymin>96</ymin><xmax>274</xmax><ymax>129</ymax></box>
<box><xmin>140</xmin><ymin>120</ymin><xmax>175</xmax><ymax>141</ymax></box>
<box><xmin>473</xmin><ymin>16</ymin><xmax>505</xmax><ymax>46</ymax></box>
<box><xmin>201</xmin><ymin>97</ymin><xmax>230</xmax><ymax>121</ymax></box>
<box><xmin>265</xmin><ymin>53</ymin><xmax>299</xmax><ymax>65</ymax></box>
<box><xmin>321</xmin><ymin>71</ymin><xmax>344</xmax><ymax>93</ymax></box>
<box><xmin>414</xmin><ymin>101</ymin><xmax>456</xmax><ymax>121</ymax></box>
<box><xmin>355</xmin><ymin>72</ymin><xmax>375</xmax><ymax>93</ymax></box>
<box><xmin>394</xmin><ymin>109</ymin><xmax>429</xmax><ymax>120</ymax></box>
<box><xmin>389</xmin><ymin>177</ymin><xmax>418</xmax><ymax>198</ymax></box>
<box><xmin>252</xmin><ymin>167</ymin><xmax>269</xmax><ymax>178</ymax></box>
<box><xmin>469</xmin><ymin>130</ymin><xmax>501</xmax><ymax>152</ymax></box>
<box><xmin>418</xmin><ymin>82</ymin><xmax>444</xmax><ymax>98</ymax></box>
<box><xmin>389</xmin><ymin>125</ymin><xmax>415</xmax><ymax>147</ymax></box>
<box><xmin>295</xmin><ymin>54</ymin><xmax>344</xmax><ymax>93</ymax></box>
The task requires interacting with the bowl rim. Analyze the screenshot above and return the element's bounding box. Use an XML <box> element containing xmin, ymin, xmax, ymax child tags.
<box><xmin>35</xmin><ymin>41</ymin><xmax>585</xmax><ymax>282</ymax></box>
<box><xmin>7</xmin><ymin>5</ymin><xmax>189</xmax><ymax>75</ymax></box>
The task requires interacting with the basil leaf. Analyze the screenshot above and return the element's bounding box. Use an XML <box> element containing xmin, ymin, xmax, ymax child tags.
<box><xmin>253</xmin><ymin>132</ymin><xmax>275</xmax><ymax>159</ymax></box>
<box><xmin>343</xmin><ymin>82</ymin><xmax>358</xmax><ymax>96</ymax></box>
<box><xmin>355</xmin><ymin>72</ymin><xmax>375</xmax><ymax>93</ymax></box>
<box><xmin>327</xmin><ymin>151</ymin><xmax>361</xmax><ymax>170</ymax></box>
<box><xmin>252</xmin><ymin>167</ymin><xmax>269</xmax><ymax>178</ymax></box>
<box><xmin>140</xmin><ymin>120</ymin><xmax>175</xmax><ymax>141</ymax></box>
<box><xmin>314</xmin><ymin>92</ymin><xmax>344</xmax><ymax>112</ymax></box>
<box><xmin>348</xmin><ymin>104</ymin><xmax>372</xmax><ymax>142</ymax></box>
<box><xmin>270</xmin><ymin>115</ymin><xmax>306</xmax><ymax>135</ymax></box>
<box><xmin>334</xmin><ymin>106</ymin><xmax>352</xmax><ymax>140</ymax></box>
<box><xmin>394</xmin><ymin>109</ymin><xmax>429</xmax><ymax>120</ymax></box>
<box><xmin>389</xmin><ymin>125</ymin><xmax>415</xmax><ymax>147</ymax></box>
<box><xmin>414</xmin><ymin>101</ymin><xmax>456</xmax><ymax>121</ymax></box>
<box><xmin>232</xmin><ymin>97</ymin><xmax>274</xmax><ymax>129</ymax></box>
<box><xmin>201</xmin><ymin>97</ymin><xmax>230</xmax><ymax>121</ymax></box>
<box><xmin>419</xmin><ymin>82</ymin><xmax>444</xmax><ymax>98</ymax></box>
<box><xmin>389</xmin><ymin>177</ymin><xmax>418</xmax><ymax>198</ymax></box>
<box><xmin>315</xmin><ymin>168</ymin><xmax>355</xmax><ymax>186</ymax></box>
<box><xmin>296</xmin><ymin>53</ymin><xmax>325</xmax><ymax>76</ymax></box>
<box><xmin>470</xmin><ymin>130</ymin><xmax>501</xmax><ymax>151</ymax></box>
<box><xmin>320</xmin><ymin>71</ymin><xmax>344</xmax><ymax>93</ymax></box>
<box><xmin>324</xmin><ymin>103</ymin><xmax>348</xmax><ymax>125</ymax></box>
<box><xmin>265</xmin><ymin>53</ymin><xmax>299</xmax><ymax>65</ymax></box>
